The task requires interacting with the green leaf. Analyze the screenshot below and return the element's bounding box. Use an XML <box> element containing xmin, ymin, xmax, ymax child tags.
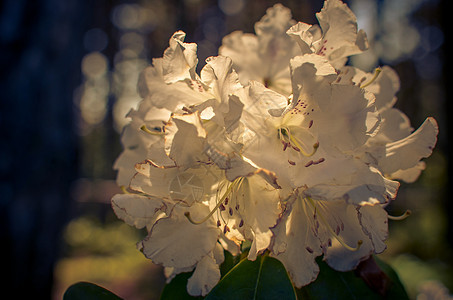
<box><xmin>296</xmin><ymin>256</ymin><xmax>409</xmax><ymax>300</ymax></box>
<box><xmin>219</xmin><ymin>250</ymin><xmax>237</xmax><ymax>277</ymax></box>
<box><xmin>160</xmin><ymin>272</ymin><xmax>204</xmax><ymax>300</ymax></box>
<box><xmin>206</xmin><ymin>253</ymin><xmax>296</xmax><ymax>300</ymax></box>
<box><xmin>63</xmin><ymin>282</ymin><xmax>123</xmax><ymax>300</ymax></box>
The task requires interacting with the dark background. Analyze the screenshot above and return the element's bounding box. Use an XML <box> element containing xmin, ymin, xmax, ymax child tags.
<box><xmin>0</xmin><ymin>0</ymin><xmax>450</xmax><ymax>299</ymax></box>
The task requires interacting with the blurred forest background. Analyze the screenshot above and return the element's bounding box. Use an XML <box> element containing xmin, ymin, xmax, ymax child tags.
<box><xmin>0</xmin><ymin>0</ymin><xmax>451</xmax><ymax>299</ymax></box>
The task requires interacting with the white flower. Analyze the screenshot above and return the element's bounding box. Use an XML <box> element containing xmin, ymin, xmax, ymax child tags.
<box><xmin>207</xmin><ymin>168</ymin><xmax>282</xmax><ymax>261</ymax></box>
<box><xmin>271</xmin><ymin>193</ymin><xmax>390</xmax><ymax>287</ymax></box>
<box><xmin>219</xmin><ymin>3</ymin><xmax>299</xmax><ymax>95</ymax></box>
<box><xmin>114</xmin><ymin>31</ymin><xmax>201</xmax><ymax>186</ymax></box>
<box><xmin>336</xmin><ymin>65</ymin><xmax>439</xmax><ymax>183</ymax></box>
<box><xmin>114</xmin><ymin>159</ymin><xmax>224</xmax><ymax>295</ymax></box>
<box><xmin>235</xmin><ymin>52</ymin><xmax>400</xmax><ymax>287</ymax></box>
<box><xmin>113</xmin><ymin>102</ymin><xmax>173</xmax><ymax>186</ymax></box>
<box><xmin>162</xmin><ymin>111</ymin><xmax>282</xmax><ymax>261</ymax></box>
<box><xmin>112</xmin><ymin>45</ymin><xmax>283</xmax><ymax>295</ymax></box>
<box><xmin>287</xmin><ymin>0</ymin><xmax>368</xmax><ymax>69</ymax></box>
<box><xmin>114</xmin><ymin>143</ymin><xmax>282</xmax><ymax>295</ymax></box>
<box><xmin>115</xmin><ymin>33</ymin><xmax>244</xmax><ymax>185</ymax></box>
<box><xmin>186</xmin><ymin>245</ymin><xmax>224</xmax><ymax>296</ymax></box>
<box><xmin>161</xmin><ymin>31</ymin><xmax>198</xmax><ymax>83</ymax></box>
<box><xmin>112</xmin><ymin>0</ymin><xmax>439</xmax><ymax>294</ymax></box>
<box><xmin>219</xmin><ymin>0</ymin><xmax>368</xmax><ymax>96</ymax></box>
<box><xmin>241</xmin><ymin>54</ymin><xmax>388</xmax><ymax>198</ymax></box>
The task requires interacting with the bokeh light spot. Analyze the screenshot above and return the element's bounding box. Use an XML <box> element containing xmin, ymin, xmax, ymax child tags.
<box><xmin>218</xmin><ymin>0</ymin><xmax>244</xmax><ymax>16</ymax></box>
<box><xmin>111</xmin><ymin>4</ymin><xmax>142</xmax><ymax>30</ymax></box>
<box><xmin>81</xmin><ymin>52</ymin><xmax>108</xmax><ymax>79</ymax></box>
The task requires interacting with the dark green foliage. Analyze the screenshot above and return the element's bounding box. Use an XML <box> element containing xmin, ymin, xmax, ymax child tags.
<box><xmin>63</xmin><ymin>282</ymin><xmax>123</xmax><ymax>300</ymax></box>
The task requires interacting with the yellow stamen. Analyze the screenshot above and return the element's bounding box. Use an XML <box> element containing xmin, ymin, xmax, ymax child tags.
<box><xmin>140</xmin><ymin>125</ymin><xmax>165</xmax><ymax>135</ymax></box>
<box><xmin>306</xmin><ymin>197</ymin><xmax>363</xmax><ymax>252</ymax></box>
<box><xmin>278</xmin><ymin>127</ymin><xmax>319</xmax><ymax>157</ymax></box>
<box><xmin>290</xmin><ymin>135</ymin><xmax>319</xmax><ymax>157</ymax></box>
<box><xmin>388</xmin><ymin>210</ymin><xmax>411</xmax><ymax>221</ymax></box>
<box><xmin>360</xmin><ymin>67</ymin><xmax>382</xmax><ymax>88</ymax></box>
<box><xmin>185</xmin><ymin>178</ymin><xmax>243</xmax><ymax>225</ymax></box>
<box><xmin>121</xmin><ymin>186</ymin><xmax>130</xmax><ymax>194</ymax></box>
<box><xmin>120</xmin><ymin>185</ymin><xmax>148</xmax><ymax>197</ymax></box>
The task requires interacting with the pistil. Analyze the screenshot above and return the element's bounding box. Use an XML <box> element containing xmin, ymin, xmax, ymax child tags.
<box><xmin>388</xmin><ymin>210</ymin><xmax>411</xmax><ymax>221</ymax></box>
<box><xmin>185</xmin><ymin>177</ymin><xmax>243</xmax><ymax>225</ymax></box>
<box><xmin>306</xmin><ymin>197</ymin><xmax>363</xmax><ymax>252</ymax></box>
<box><xmin>278</xmin><ymin>127</ymin><xmax>319</xmax><ymax>157</ymax></box>
<box><xmin>360</xmin><ymin>67</ymin><xmax>382</xmax><ymax>89</ymax></box>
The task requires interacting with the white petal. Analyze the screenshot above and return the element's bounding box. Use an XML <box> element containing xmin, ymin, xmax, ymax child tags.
<box><xmin>254</xmin><ymin>4</ymin><xmax>298</xmax><ymax>80</ymax></box>
<box><xmin>165</xmin><ymin>113</ymin><xmax>207</xmax><ymax>168</ymax></box>
<box><xmin>316</xmin><ymin>200</ymin><xmax>388</xmax><ymax>272</ymax></box>
<box><xmin>111</xmin><ymin>194</ymin><xmax>166</xmax><ymax>229</ymax></box>
<box><xmin>358</xmin><ymin>204</ymin><xmax>388</xmax><ymax>254</ymax></box>
<box><xmin>130</xmin><ymin>161</ymin><xmax>178</xmax><ymax>199</ymax></box>
<box><xmin>218</xmin><ymin>233</ymin><xmax>241</xmax><ymax>256</ymax></box>
<box><xmin>219</xmin><ymin>4</ymin><xmax>298</xmax><ymax>95</ymax></box>
<box><xmin>135</xmin><ymin>160</ymin><xmax>218</xmax><ymax>206</ymax></box>
<box><xmin>162</xmin><ymin>31</ymin><xmax>198</xmax><ymax>83</ymax></box>
<box><xmin>379</xmin><ymin>117</ymin><xmax>438</xmax><ymax>174</ymax></box>
<box><xmin>235</xmin><ymin>173</ymin><xmax>281</xmax><ymax>260</ymax></box>
<box><xmin>316</xmin><ymin>0</ymin><xmax>367</xmax><ymax>63</ymax></box>
<box><xmin>140</xmin><ymin>203</ymin><xmax>220</xmax><ymax>269</ymax></box>
<box><xmin>219</xmin><ymin>32</ymin><xmax>262</xmax><ymax>86</ymax></box>
<box><xmin>212</xmin><ymin>242</ymin><xmax>225</xmax><ymax>265</ymax></box>
<box><xmin>137</xmin><ymin>58</ymin><xmax>163</xmax><ymax>99</ymax></box>
<box><xmin>374</xmin><ymin>108</ymin><xmax>413</xmax><ymax>143</ymax></box>
<box><xmin>164</xmin><ymin>265</ymin><xmax>194</xmax><ymax>283</ymax></box>
<box><xmin>254</xmin><ymin>3</ymin><xmax>294</xmax><ymax>37</ymax></box>
<box><xmin>286</xmin><ymin>22</ymin><xmax>315</xmax><ymax>54</ymax></box>
<box><xmin>146</xmin><ymin>138</ymin><xmax>175</xmax><ymax>167</ymax></box>
<box><xmin>303</xmin><ymin>162</ymin><xmax>399</xmax><ymax>205</ymax></box>
<box><xmin>113</xmin><ymin>122</ymin><xmax>159</xmax><ymax>187</ymax></box>
<box><xmin>307</xmin><ymin>83</ymin><xmax>380</xmax><ymax>152</ymax></box>
<box><xmin>223</xmin><ymin>95</ymin><xmax>244</xmax><ymax>133</ymax></box>
<box><xmin>390</xmin><ymin>162</ymin><xmax>426</xmax><ymax>183</ymax></box>
<box><xmin>289</xmin><ymin>54</ymin><xmax>336</xmax><ymax>107</ymax></box>
<box><xmin>187</xmin><ymin>253</ymin><xmax>221</xmax><ymax>296</ymax></box>
<box><xmin>223</xmin><ymin>155</ymin><xmax>258</xmax><ymax>182</ymax></box>
<box><xmin>271</xmin><ymin>197</ymin><xmax>321</xmax><ymax>287</ymax></box>
<box><xmin>138</xmin><ymin>64</ymin><xmax>210</xmax><ymax>112</ymax></box>
<box><xmin>363</xmin><ymin>66</ymin><xmax>400</xmax><ymax>111</ymax></box>
<box><xmin>114</xmin><ymin>141</ymin><xmax>148</xmax><ymax>187</ymax></box>
<box><xmin>246</xmin><ymin>80</ymin><xmax>288</xmax><ymax>117</ymax></box>
<box><xmin>322</xmin><ymin>202</ymin><xmax>375</xmax><ymax>271</ymax></box>
<box><xmin>200</xmin><ymin>56</ymin><xmax>242</xmax><ymax>104</ymax></box>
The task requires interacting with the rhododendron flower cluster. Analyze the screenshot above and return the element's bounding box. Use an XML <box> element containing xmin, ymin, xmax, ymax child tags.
<box><xmin>111</xmin><ymin>0</ymin><xmax>438</xmax><ymax>296</ymax></box>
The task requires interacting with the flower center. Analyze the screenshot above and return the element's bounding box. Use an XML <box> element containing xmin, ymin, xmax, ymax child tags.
<box><xmin>305</xmin><ymin>196</ymin><xmax>363</xmax><ymax>252</ymax></box>
<box><xmin>184</xmin><ymin>177</ymin><xmax>244</xmax><ymax>225</ymax></box>
<box><xmin>277</xmin><ymin>126</ymin><xmax>319</xmax><ymax>157</ymax></box>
